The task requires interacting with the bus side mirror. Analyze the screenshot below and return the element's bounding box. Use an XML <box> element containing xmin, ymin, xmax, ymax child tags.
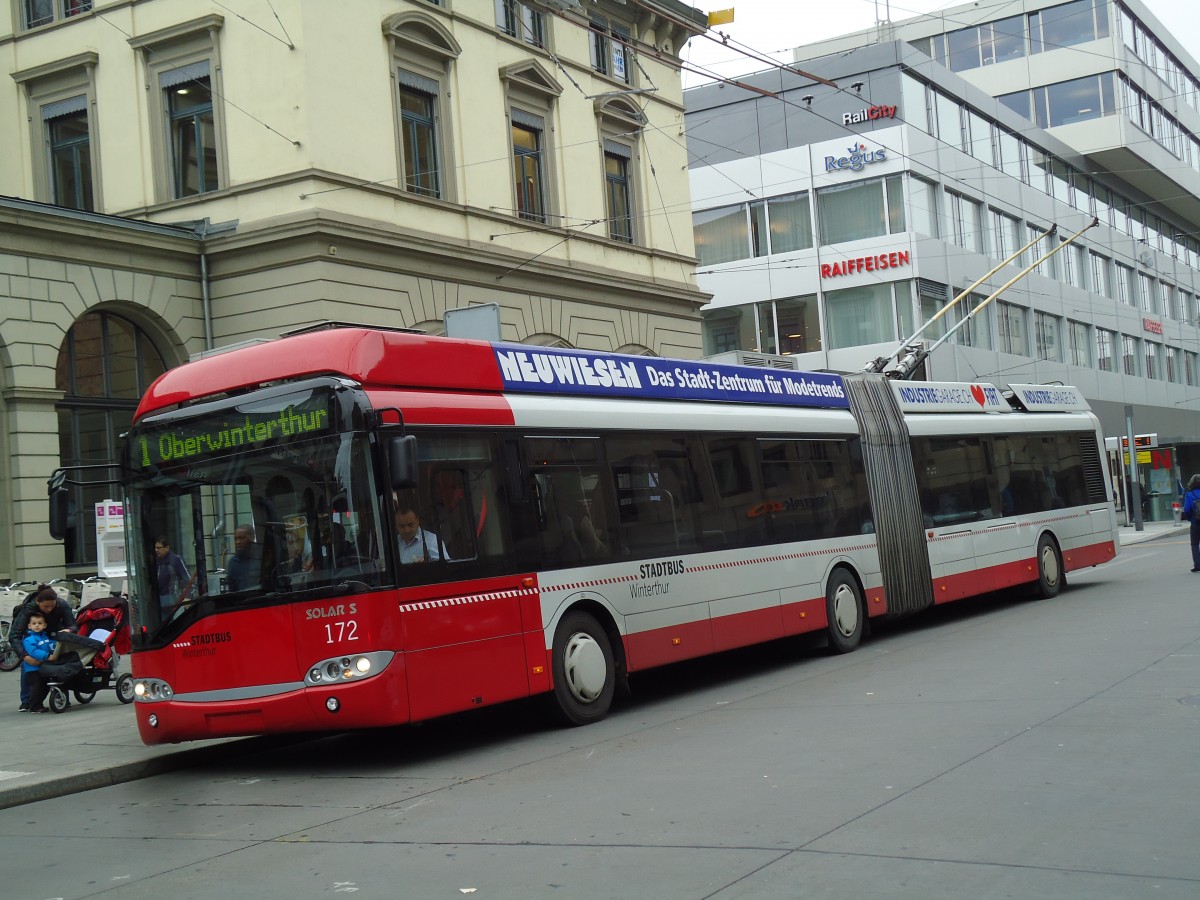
<box><xmin>389</xmin><ymin>435</ymin><xmax>418</xmax><ymax>490</ymax></box>
<box><xmin>48</xmin><ymin>486</ymin><xmax>70</xmax><ymax>541</ymax></box>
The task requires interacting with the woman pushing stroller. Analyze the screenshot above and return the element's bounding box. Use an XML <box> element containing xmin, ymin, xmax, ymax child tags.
<box><xmin>9</xmin><ymin>585</ymin><xmax>75</xmax><ymax>712</ymax></box>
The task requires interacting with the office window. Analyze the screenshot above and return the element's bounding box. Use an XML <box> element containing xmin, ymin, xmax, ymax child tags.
<box><xmin>825</xmin><ymin>283</ymin><xmax>896</xmax><ymax>349</ymax></box>
<box><xmin>997</xmin><ymin>301</ymin><xmax>1028</xmax><ymax>355</ymax></box>
<box><xmin>1071</xmin><ymin>243</ymin><xmax>1088</xmax><ymax>290</ymax></box>
<box><xmin>1144</xmin><ymin>341</ymin><xmax>1161</xmax><ymax>380</ymax></box>
<box><xmin>694</xmin><ymin>206</ymin><xmax>747</xmax><ymax>265</ymax></box>
<box><xmin>496</xmin><ymin>0</ymin><xmax>543</xmax><ymax>47</ymax></box>
<box><xmin>1093</xmin><ymin>183</ymin><xmax>1112</xmax><ymax>225</ymax></box>
<box><xmin>512</xmin><ymin>117</ymin><xmax>546</xmax><ymax>223</ymax></box>
<box><xmin>1029</xmin><ymin>0</ymin><xmax>1108</xmax><ymax>53</ymax></box>
<box><xmin>1115</xmin><ymin>262</ymin><xmax>1135</xmax><ymax>305</ymax></box>
<box><xmin>1112</xmin><ymin>193</ymin><xmax>1130</xmax><ymax>233</ymax></box>
<box><xmin>946</xmin><ymin>191</ymin><xmax>984</xmax><ymax>253</ymax></box>
<box><xmin>765</xmin><ymin>192</ymin><xmax>813</xmax><ymax>253</ymax></box>
<box><xmin>917</xmin><ymin>280</ymin><xmax>950</xmax><ymax>341</ymax></box>
<box><xmin>1090</xmin><ymin>251</ymin><xmax>1113</xmax><ymax>297</ymax></box>
<box><xmin>1167</xmin><ymin>346</ymin><xmax>1182</xmax><ymax>383</ymax></box>
<box><xmin>997</xmin><ymin>129</ymin><xmax>1026</xmax><ymax>182</ymax></box>
<box><xmin>1187</xmin><ymin>351</ymin><xmax>1199</xmax><ymax>386</ymax></box>
<box><xmin>935</xmin><ymin>92</ymin><xmax>964</xmax><ymax>150</ymax></box>
<box><xmin>1035</xmin><ymin>311</ymin><xmax>1061</xmax><ymax>361</ymax></box>
<box><xmin>21</xmin><ymin>0</ymin><xmax>91</xmax><ymax>30</ymax></box>
<box><xmin>399</xmin><ymin>81</ymin><xmax>440</xmax><ymax>198</ymax></box>
<box><xmin>45</xmin><ymin>99</ymin><xmax>93</xmax><ymax>211</ymax></box>
<box><xmin>1122</xmin><ymin>334</ymin><xmax>1139</xmax><ymax>375</ymax></box>
<box><xmin>901</xmin><ymin>75</ymin><xmax>934</xmax><ymax>135</ymax></box>
<box><xmin>1028</xmin><ymin>74</ymin><xmax>1116</xmax><ymax>127</ymax></box>
<box><xmin>1138</xmin><ymin>273</ymin><xmax>1155</xmax><ymax>312</ymax></box>
<box><xmin>910</xmin><ymin>177</ymin><xmax>939</xmax><ymax>238</ymax></box>
<box><xmin>165</xmin><ymin>64</ymin><xmax>218</xmax><ymax>197</ymax></box>
<box><xmin>998</xmin><ymin>90</ymin><xmax>1032</xmax><ymax>121</ymax></box>
<box><xmin>1161</xmin><ymin>282</ymin><xmax>1174</xmax><ymax>319</ymax></box>
<box><xmin>1027</xmin><ymin>224</ymin><xmax>1058</xmax><ymax>279</ymax></box>
<box><xmin>967</xmin><ymin>111</ymin><xmax>993</xmax><ymax>164</ymax></box>
<box><xmin>603</xmin><ymin>142</ymin><xmax>633</xmax><ymax>242</ymax></box>
<box><xmin>1068</xmin><ymin>320</ymin><xmax>1090</xmax><ymax>367</ymax></box>
<box><xmin>590</xmin><ymin>15</ymin><xmax>631</xmax><ymax>83</ymax></box>
<box><xmin>1096</xmin><ymin>328</ymin><xmax>1115</xmax><ymax>372</ymax></box>
<box><xmin>776</xmin><ymin>295</ymin><xmax>821</xmax><ymax>354</ymax></box>
<box><xmin>1180</xmin><ymin>290</ymin><xmax>1195</xmax><ymax>324</ymax></box>
<box><xmin>1028</xmin><ymin>149</ymin><xmax>1050</xmax><ymax>195</ymax></box>
<box><xmin>817</xmin><ymin>175</ymin><xmax>904</xmax><ymax>245</ymax></box>
<box><xmin>946</xmin><ymin>16</ymin><xmax>1025</xmax><ymax>72</ymax></box>
<box><xmin>1048</xmin><ymin>159</ymin><xmax>1072</xmax><ymax>205</ymax></box>
<box><xmin>991</xmin><ymin>208</ymin><xmax>1021</xmax><ymax>261</ymax></box>
<box><xmin>953</xmin><ymin>290</ymin><xmax>992</xmax><ymax>350</ymax></box>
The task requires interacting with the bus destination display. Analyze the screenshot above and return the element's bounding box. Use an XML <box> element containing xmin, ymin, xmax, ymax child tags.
<box><xmin>134</xmin><ymin>392</ymin><xmax>334</xmax><ymax>469</ymax></box>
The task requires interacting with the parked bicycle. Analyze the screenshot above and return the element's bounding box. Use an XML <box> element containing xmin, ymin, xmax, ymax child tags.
<box><xmin>0</xmin><ymin>581</ymin><xmax>40</xmax><ymax>672</ymax></box>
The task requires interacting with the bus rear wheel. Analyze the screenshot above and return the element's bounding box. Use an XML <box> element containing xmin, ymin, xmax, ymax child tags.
<box><xmin>549</xmin><ymin>611</ymin><xmax>615</xmax><ymax>726</ymax></box>
<box><xmin>826</xmin><ymin>569</ymin><xmax>864</xmax><ymax>654</ymax></box>
<box><xmin>1034</xmin><ymin>534</ymin><xmax>1063</xmax><ymax>599</ymax></box>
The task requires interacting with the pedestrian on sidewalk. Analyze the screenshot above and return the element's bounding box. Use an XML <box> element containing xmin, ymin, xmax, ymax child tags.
<box><xmin>8</xmin><ymin>585</ymin><xmax>75</xmax><ymax>711</ymax></box>
<box><xmin>1181</xmin><ymin>474</ymin><xmax>1200</xmax><ymax>572</ymax></box>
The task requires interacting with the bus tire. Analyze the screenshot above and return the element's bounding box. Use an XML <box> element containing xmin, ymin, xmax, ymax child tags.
<box><xmin>826</xmin><ymin>568</ymin><xmax>864</xmax><ymax>654</ymax></box>
<box><xmin>549</xmin><ymin>610</ymin><xmax>615</xmax><ymax>726</ymax></box>
<box><xmin>1034</xmin><ymin>534</ymin><xmax>1063</xmax><ymax>599</ymax></box>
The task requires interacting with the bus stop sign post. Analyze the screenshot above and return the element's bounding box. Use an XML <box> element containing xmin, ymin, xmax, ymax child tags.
<box><xmin>1126</xmin><ymin>405</ymin><xmax>1142</xmax><ymax>532</ymax></box>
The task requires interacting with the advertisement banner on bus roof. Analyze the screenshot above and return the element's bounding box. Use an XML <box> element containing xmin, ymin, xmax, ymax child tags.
<box><xmin>891</xmin><ymin>381</ymin><xmax>1010</xmax><ymax>413</ymax></box>
<box><xmin>493</xmin><ymin>346</ymin><xmax>848</xmax><ymax>409</ymax></box>
<box><xmin>1007</xmin><ymin>384</ymin><xmax>1091</xmax><ymax>412</ymax></box>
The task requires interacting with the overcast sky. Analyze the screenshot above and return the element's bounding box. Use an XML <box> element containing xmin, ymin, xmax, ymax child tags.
<box><xmin>680</xmin><ymin>0</ymin><xmax>1200</xmax><ymax>88</ymax></box>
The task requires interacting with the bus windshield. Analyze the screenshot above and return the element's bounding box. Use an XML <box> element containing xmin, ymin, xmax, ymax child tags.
<box><xmin>124</xmin><ymin>385</ymin><xmax>386</xmax><ymax>644</ymax></box>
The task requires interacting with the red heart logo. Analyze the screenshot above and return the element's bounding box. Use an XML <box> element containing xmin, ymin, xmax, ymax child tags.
<box><xmin>970</xmin><ymin>384</ymin><xmax>986</xmax><ymax>407</ymax></box>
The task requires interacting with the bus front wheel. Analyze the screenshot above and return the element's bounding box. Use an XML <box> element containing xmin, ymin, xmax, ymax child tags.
<box><xmin>826</xmin><ymin>569</ymin><xmax>864</xmax><ymax>654</ymax></box>
<box><xmin>549</xmin><ymin>611</ymin><xmax>615</xmax><ymax>726</ymax></box>
<box><xmin>1034</xmin><ymin>535</ymin><xmax>1063</xmax><ymax>599</ymax></box>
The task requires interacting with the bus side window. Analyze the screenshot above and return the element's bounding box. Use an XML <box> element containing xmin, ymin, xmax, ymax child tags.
<box><xmin>607</xmin><ymin>435</ymin><xmax>703</xmax><ymax>557</ymax></box>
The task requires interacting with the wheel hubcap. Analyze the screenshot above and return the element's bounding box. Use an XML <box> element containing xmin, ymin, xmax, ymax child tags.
<box><xmin>562</xmin><ymin>632</ymin><xmax>606</xmax><ymax>703</ymax></box>
<box><xmin>832</xmin><ymin>584</ymin><xmax>859</xmax><ymax>638</ymax></box>
<box><xmin>1041</xmin><ymin>545</ymin><xmax>1060</xmax><ymax>586</ymax></box>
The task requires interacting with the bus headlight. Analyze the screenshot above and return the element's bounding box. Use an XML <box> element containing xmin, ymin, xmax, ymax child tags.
<box><xmin>133</xmin><ymin>678</ymin><xmax>173</xmax><ymax>703</ymax></box>
<box><xmin>304</xmin><ymin>650</ymin><xmax>393</xmax><ymax>687</ymax></box>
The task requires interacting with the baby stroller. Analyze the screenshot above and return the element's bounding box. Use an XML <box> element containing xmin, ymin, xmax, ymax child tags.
<box><xmin>41</xmin><ymin>596</ymin><xmax>134</xmax><ymax>713</ymax></box>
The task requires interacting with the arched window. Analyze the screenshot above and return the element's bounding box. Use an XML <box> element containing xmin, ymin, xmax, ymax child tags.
<box><xmin>56</xmin><ymin>311</ymin><xmax>168</xmax><ymax>568</ymax></box>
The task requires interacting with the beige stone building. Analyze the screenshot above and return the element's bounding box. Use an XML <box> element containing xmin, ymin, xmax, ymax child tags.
<box><xmin>0</xmin><ymin>0</ymin><xmax>709</xmax><ymax>581</ymax></box>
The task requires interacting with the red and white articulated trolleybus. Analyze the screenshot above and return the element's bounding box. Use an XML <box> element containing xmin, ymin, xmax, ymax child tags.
<box><xmin>114</xmin><ymin>325</ymin><xmax>1118</xmax><ymax>744</ymax></box>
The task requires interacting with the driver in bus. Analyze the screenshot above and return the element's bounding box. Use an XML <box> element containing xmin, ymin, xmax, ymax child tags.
<box><xmin>395</xmin><ymin>505</ymin><xmax>445</xmax><ymax>565</ymax></box>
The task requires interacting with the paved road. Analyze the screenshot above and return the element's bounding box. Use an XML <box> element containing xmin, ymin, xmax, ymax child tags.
<box><xmin>0</xmin><ymin>519</ymin><xmax>1194</xmax><ymax>899</ymax></box>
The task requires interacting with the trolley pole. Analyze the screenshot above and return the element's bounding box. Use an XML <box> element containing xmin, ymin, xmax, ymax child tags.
<box><xmin>1126</xmin><ymin>405</ymin><xmax>1143</xmax><ymax>532</ymax></box>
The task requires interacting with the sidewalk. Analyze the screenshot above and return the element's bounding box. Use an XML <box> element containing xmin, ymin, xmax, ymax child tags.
<box><xmin>0</xmin><ymin>519</ymin><xmax>1183</xmax><ymax>811</ymax></box>
<box><xmin>1117</xmin><ymin>517</ymin><xmax>1183</xmax><ymax>545</ymax></box>
<box><xmin>0</xmin><ymin>662</ymin><xmax>271</xmax><ymax>811</ymax></box>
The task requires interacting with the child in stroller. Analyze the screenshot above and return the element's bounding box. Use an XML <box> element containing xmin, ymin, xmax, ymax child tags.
<box><xmin>38</xmin><ymin>596</ymin><xmax>134</xmax><ymax>713</ymax></box>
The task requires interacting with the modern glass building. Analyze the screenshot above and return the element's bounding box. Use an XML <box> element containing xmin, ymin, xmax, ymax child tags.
<box><xmin>684</xmin><ymin>0</ymin><xmax>1200</xmax><ymax>520</ymax></box>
